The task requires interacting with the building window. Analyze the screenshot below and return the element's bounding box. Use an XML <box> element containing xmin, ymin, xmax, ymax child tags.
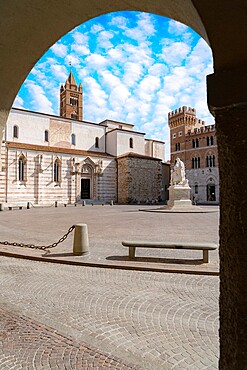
<box><xmin>13</xmin><ymin>125</ymin><xmax>19</xmax><ymax>138</ymax></box>
<box><xmin>53</xmin><ymin>159</ymin><xmax>61</xmax><ymax>183</ymax></box>
<box><xmin>18</xmin><ymin>155</ymin><xmax>26</xmax><ymax>182</ymax></box>
<box><xmin>195</xmin><ymin>184</ymin><xmax>198</xmax><ymax>194</ymax></box>
<box><xmin>44</xmin><ymin>130</ymin><xmax>49</xmax><ymax>142</ymax></box>
<box><xmin>129</xmin><ymin>138</ymin><xmax>133</xmax><ymax>149</ymax></box>
<box><xmin>206</xmin><ymin>155</ymin><xmax>216</xmax><ymax>167</ymax></box>
<box><xmin>172</xmin><ymin>133</ymin><xmax>176</xmax><ymax>139</ymax></box>
<box><xmin>95</xmin><ymin>137</ymin><xmax>99</xmax><ymax>148</ymax></box>
<box><xmin>207</xmin><ymin>136</ymin><xmax>214</xmax><ymax>146</ymax></box>
<box><xmin>178</xmin><ymin>131</ymin><xmax>182</xmax><ymax>137</ymax></box>
<box><xmin>192</xmin><ymin>138</ymin><xmax>199</xmax><ymax>148</ymax></box>
<box><xmin>175</xmin><ymin>143</ymin><xmax>180</xmax><ymax>151</ymax></box>
<box><xmin>192</xmin><ymin>157</ymin><xmax>200</xmax><ymax>169</ymax></box>
<box><xmin>71</xmin><ymin>133</ymin><xmax>76</xmax><ymax>145</ymax></box>
<box><xmin>71</xmin><ymin>112</ymin><xmax>78</xmax><ymax>119</ymax></box>
<box><xmin>119</xmin><ymin>125</ymin><xmax>123</xmax><ymax>129</ymax></box>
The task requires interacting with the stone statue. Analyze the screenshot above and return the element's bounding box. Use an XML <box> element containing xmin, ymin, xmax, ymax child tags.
<box><xmin>170</xmin><ymin>157</ymin><xmax>187</xmax><ymax>185</ymax></box>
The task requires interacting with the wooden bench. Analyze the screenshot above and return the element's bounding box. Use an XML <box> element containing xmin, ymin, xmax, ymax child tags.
<box><xmin>122</xmin><ymin>241</ymin><xmax>217</xmax><ymax>263</ymax></box>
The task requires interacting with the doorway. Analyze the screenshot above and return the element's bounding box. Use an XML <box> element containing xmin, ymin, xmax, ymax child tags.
<box><xmin>81</xmin><ymin>178</ymin><xmax>90</xmax><ymax>199</ymax></box>
<box><xmin>207</xmin><ymin>184</ymin><xmax>216</xmax><ymax>201</ymax></box>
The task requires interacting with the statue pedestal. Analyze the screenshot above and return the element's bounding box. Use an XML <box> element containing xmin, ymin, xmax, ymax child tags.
<box><xmin>167</xmin><ymin>184</ymin><xmax>192</xmax><ymax>208</ymax></box>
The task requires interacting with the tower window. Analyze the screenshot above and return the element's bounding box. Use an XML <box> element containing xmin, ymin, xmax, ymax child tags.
<box><xmin>175</xmin><ymin>143</ymin><xmax>180</xmax><ymax>151</ymax></box>
<box><xmin>129</xmin><ymin>138</ymin><xmax>133</xmax><ymax>149</ymax></box>
<box><xmin>71</xmin><ymin>112</ymin><xmax>78</xmax><ymax>119</ymax></box>
<box><xmin>71</xmin><ymin>134</ymin><xmax>76</xmax><ymax>145</ymax></box>
<box><xmin>192</xmin><ymin>138</ymin><xmax>199</xmax><ymax>148</ymax></box>
<box><xmin>95</xmin><ymin>137</ymin><xmax>99</xmax><ymax>148</ymax></box>
<box><xmin>206</xmin><ymin>155</ymin><xmax>216</xmax><ymax>167</ymax></box>
<box><xmin>13</xmin><ymin>125</ymin><xmax>19</xmax><ymax>138</ymax></box>
<box><xmin>44</xmin><ymin>130</ymin><xmax>49</xmax><ymax>142</ymax></box>
<box><xmin>192</xmin><ymin>157</ymin><xmax>201</xmax><ymax>169</ymax></box>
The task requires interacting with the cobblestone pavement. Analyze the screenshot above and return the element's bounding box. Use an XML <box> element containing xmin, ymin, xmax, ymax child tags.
<box><xmin>0</xmin><ymin>205</ymin><xmax>219</xmax><ymax>274</ymax></box>
<box><xmin>0</xmin><ymin>256</ymin><xmax>219</xmax><ymax>370</ymax></box>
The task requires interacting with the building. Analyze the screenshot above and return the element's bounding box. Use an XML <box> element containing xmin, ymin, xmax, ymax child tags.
<box><xmin>168</xmin><ymin>106</ymin><xmax>219</xmax><ymax>204</ymax></box>
<box><xmin>0</xmin><ymin>71</ymin><xmax>166</xmax><ymax>205</ymax></box>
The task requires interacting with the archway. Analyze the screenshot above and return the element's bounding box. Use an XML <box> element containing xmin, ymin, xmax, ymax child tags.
<box><xmin>0</xmin><ymin>2</ymin><xmax>247</xmax><ymax>368</ymax></box>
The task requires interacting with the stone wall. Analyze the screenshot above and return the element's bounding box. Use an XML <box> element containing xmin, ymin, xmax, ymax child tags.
<box><xmin>117</xmin><ymin>154</ymin><xmax>162</xmax><ymax>203</ymax></box>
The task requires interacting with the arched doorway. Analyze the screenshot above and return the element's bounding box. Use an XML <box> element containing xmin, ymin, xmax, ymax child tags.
<box><xmin>81</xmin><ymin>164</ymin><xmax>93</xmax><ymax>199</ymax></box>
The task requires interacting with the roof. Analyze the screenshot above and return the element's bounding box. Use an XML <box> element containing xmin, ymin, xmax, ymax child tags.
<box><xmin>99</xmin><ymin>119</ymin><xmax>134</xmax><ymax>127</ymax></box>
<box><xmin>66</xmin><ymin>70</ymin><xmax>77</xmax><ymax>85</ymax></box>
<box><xmin>106</xmin><ymin>128</ymin><xmax>145</xmax><ymax>136</ymax></box>
<box><xmin>117</xmin><ymin>152</ymin><xmax>162</xmax><ymax>161</ymax></box>
<box><xmin>5</xmin><ymin>142</ymin><xmax>114</xmax><ymax>158</ymax></box>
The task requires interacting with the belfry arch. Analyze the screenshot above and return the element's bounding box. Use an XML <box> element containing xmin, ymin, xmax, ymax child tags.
<box><xmin>0</xmin><ymin>1</ymin><xmax>247</xmax><ymax>369</ymax></box>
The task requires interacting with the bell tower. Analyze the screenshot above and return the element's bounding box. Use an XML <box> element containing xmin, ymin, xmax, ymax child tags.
<box><xmin>60</xmin><ymin>70</ymin><xmax>83</xmax><ymax>120</ymax></box>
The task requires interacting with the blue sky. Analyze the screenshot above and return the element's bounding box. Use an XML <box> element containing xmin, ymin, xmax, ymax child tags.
<box><xmin>13</xmin><ymin>11</ymin><xmax>214</xmax><ymax>160</ymax></box>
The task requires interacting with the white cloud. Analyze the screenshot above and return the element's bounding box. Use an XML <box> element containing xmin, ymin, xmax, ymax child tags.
<box><xmin>13</xmin><ymin>95</ymin><xmax>24</xmax><ymax>109</ymax></box>
<box><xmin>168</xmin><ymin>19</ymin><xmax>189</xmax><ymax>35</ymax></box>
<box><xmin>90</xmin><ymin>24</ymin><xmax>104</xmax><ymax>34</ymax></box>
<box><xmin>97</xmin><ymin>30</ymin><xmax>114</xmax><ymax>49</ymax></box>
<box><xmin>25</xmin><ymin>81</ymin><xmax>54</xmax><ymax>114</ymax></box>
<box><xmin>123</xmin><ymin>62</ymin><xmax>143</xmax><ymax>87</ymax></box>
<box><xmin>64</xmin><ymin>54</ymin><xmax>81</xmax><ymax>67</ymax></box>
<box><xmin>85</xmin><ymin>54</ymin><xmax>108</xmax><ymax>69</ymax></box>
<box><xmin>50</xmin><ymin>64</ymin><xmax>68</xmax><ymax>81</ymax></box>
<box><xmin>51</xmin><ymin>43</ymin><xmax>68</xmax><ymax>58</ymax></box>
<box><xmin>109</xmin><ymin>16</ymin><xmax>128</xmax><ymax>29</ymax></box>
<box><xmin>124</xmin><ymin>13</ymin><xmax>156</xmax><ymax>42</ymax></box>
<box><xmin>160</xmin><ymin>41</ymin><xmax>191</xmax><ymax>66</ymax></box>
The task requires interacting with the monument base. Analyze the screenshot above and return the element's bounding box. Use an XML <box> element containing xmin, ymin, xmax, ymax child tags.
<box><xmin>167</xmin><ymin>184</ymin><xmax>192</xmax><ymax>208</ymax></box>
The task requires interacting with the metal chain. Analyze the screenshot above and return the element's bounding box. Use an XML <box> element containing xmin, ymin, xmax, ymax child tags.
<box><xmin>0</xmin><ymin>225</ymin><xmax>75</xmax><ymax>252</ymax></box>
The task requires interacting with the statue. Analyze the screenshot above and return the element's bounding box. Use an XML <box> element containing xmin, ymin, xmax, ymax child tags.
<box><xmin>170</xmin><ymin>157</ymin><xmax>187</xmax><ymax>186</ymax></box>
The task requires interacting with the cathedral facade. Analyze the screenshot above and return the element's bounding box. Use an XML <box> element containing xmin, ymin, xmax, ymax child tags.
<box><xmin>0</xmin><ymin>72</ymin><xmax>166</xmax><ymax>205</ymax></box>
<box><xmin>168</xmin><ymin>106</ymin><xmax>219</xmax><ymax>204</ymax></box>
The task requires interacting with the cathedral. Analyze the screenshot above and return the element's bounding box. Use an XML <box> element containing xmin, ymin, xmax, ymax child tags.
<box><xmin>0</xmin><ymin>71</ymin><xmax>166</xmax><ymax>206</ymax></box>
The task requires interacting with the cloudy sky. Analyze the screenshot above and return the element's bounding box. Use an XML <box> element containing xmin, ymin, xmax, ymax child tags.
<box><xmin>13</xmin><ymin>11</ymin><xmax>214</xmax><ymax>160</ymax></box>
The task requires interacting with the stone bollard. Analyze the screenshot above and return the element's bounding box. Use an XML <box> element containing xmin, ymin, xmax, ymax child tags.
<box><xmin>0</xmin><ymin>203</ymin><xmax>4</xmax><ymax>211</ymax></box>
<box><xmin>27</xmin><ymin>202</ymin><xmax>30</xmax><ymax>209</ymax></box>
<box><xmin>73</xmin><ymin>224</ymin><xmax>89</xmax><ymax>256</ymax></box>
<box><xmin>55</xmin><ymin>201</ymin><xmax>58</xmax><ymax>207</ymax></box>
<box><xmin>110</xmin><ymin>200</ymin><xmax>114</xmax><ymax>206</ymax></box>
<box><xmin>82</xmin><ymin>200</ymin><xmax>86</xmax><ymax>206</ymax></box>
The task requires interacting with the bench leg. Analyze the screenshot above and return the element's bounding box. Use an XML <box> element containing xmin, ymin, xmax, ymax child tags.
<box><xmin>129</xmin><ymin>247</ymin><xmax>136</xmax><ymax>259</ymax></box>
<box><xmin>203</xmin><ymin>250</ymin><xmax>209</xmax><ymax>263</ymax></box>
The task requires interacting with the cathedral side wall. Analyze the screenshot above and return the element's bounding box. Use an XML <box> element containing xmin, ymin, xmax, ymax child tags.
<box><xmin>3</xmin><ymin>146</ymin><xmax>117</xmax><ymax>205</ymax></box>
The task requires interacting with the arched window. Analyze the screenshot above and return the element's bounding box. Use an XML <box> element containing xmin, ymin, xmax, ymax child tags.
<box><xmin>196</xmin><ymin>138</ymin><xmax>199</xmax><ymax>148</ymax></box>
<box><xmin>195</xmin><ymin>184</ymin><xmax>198</xmax><ymax>194</ymax></box>
<box><xmin>95</xmin><ymin>137</ymin><xmax>99</xmax><ymax>148</ymax></box>
<box><xmin>13</xmin><ymin>125</ymin><xmax>19</xmax><ymax>138</ymax></box>
<box><xmin>129</xmin><ymin>138</ymin><xmax>133</xmax><ymax>149</ymax></box>
<box><xmin>175</xmin><ymin>143</ymin><xmax>180</xmax><ymax>151</ymax></box>
<box><xmin>44</xmin><ymin>130</ymin><xmax>49</xmax><ymax>142</ymax></box>
<box><xmin>212</xmin><ymin>155</ymin><xmax>215</xmax><ymax>167</ymax></box>
<box><xmin>18</xmin><ymin>155</ymin><xmax>26</xmax><ymax>182</ymax></box>
<box><xmin>71</xmin><ymin>112</ymin><xmax>78</xmax><ymax>119</ymax></box>
<box><xmin>53</xmin><ymin>159</ymin><xmax>61</xmax><ymax>183</ymax></box>
<box><xmin>71</xmin><ymin>133</ymin><xmax>76</xmax><ymax>145</ymax></box>
<box><xmin>192</xmin><ymin>139</ymin><xmax>195</xmax><ymax>148</ymax></box>
<box><xmin>192</xmin><ymin>157</ymin><xmax>200</xmax><ymax>169</ymax></box>
<box><xmin>211</xmin><ymin>136</ymin><xmax>214</xmax><ymax>145</ymax></box>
